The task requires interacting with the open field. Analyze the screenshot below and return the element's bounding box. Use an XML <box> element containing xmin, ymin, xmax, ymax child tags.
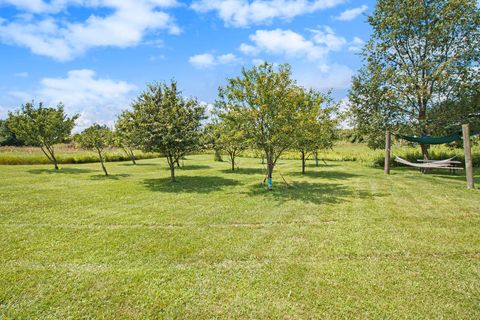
<box><xmin>1</xmin><ymin>155</ymin><xmax>479</xmax><ymax>319</ymax></box>
<box><xmin>0</xmin><ymin>144</ymin><xmax>159</xmax><ymax>165</ymax></box>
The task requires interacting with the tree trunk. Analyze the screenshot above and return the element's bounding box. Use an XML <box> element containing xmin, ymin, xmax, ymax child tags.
<box><xmin>301</xmin><ymin>150</ymin><xmax>306</xmax><ymax>174</ymax></box>
<box><xmin>229</xmin><ymin>151</ymin><xmax>235</xmax><ymax>171</ymax></box>
<box><xmin>266</xmin><ymin>151</ymin><xmax>274</xmax><ymax>191</ymax></box>
<box><xmin>420</xmin><ymin>143</ymin><xmax>430</xmax><ymax>174</ymax></box>
<box><xmin>176</xmin><ymin>158</ymin><xmax>181</xmax><ymax>168</ymax></box>
<box><xmin>267</xmin><ymin>162</ymin><xmax>273</xmax><ymax>191</ymax></box>
<box><xmin>41</xmin><ymin>145</ymin><xmax>59</xmax><ymax>170</ymax></box>
<box><xmin>128</xmin><ymin>148</ymin><xmax>136</xmax><ymax>165</ymax></box>
<box><xmin>314</xmin><ymin>151</ymin><xmax>319</xmax><ymax>167</ymax></box>
<box><xmin>167</xmin><ymin>155</ymin><xmax>176</xmax><ymax>182</ymax></box>
<box><xmin>214</xmin><ymin>149</ymin><xmax>223</xmax><ymax>161</ymax></box>
<box><xmin>420</xmin><ymin>143</ymin><xmax>429</xmax><ymax>160</ymax></box>
<box><xmin>50</xmin><ymin>151</ymin><xmax>59</xmax><ymax>170</ymax></box>
<box><xmin>97</xmin><ymin>149</ymin><xmax>108</xmax><ymax>176</ymax></box>
<box><xmin>170</xmin><ymin>163</ymin><xmax>176</xmax><ymax>182</ymax></box>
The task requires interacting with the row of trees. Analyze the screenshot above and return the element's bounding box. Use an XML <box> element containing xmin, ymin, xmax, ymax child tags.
<box><xmin>4</xmin><ymin>63</ymin><xmax>340</xmax><ymax>189</ymax></box>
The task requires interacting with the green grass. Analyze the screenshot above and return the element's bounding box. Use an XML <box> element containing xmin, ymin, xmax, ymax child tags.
<box><xmin>1</xmin><ymin>155</ymin><xmax>479</xmax><ymax>319</ymax></box>
<box><xmin>0</xmin><ymin>144</ymin><xmax>159</xmax><ymax>165</ymax></box>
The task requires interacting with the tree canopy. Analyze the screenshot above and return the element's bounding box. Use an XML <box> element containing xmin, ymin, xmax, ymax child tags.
<box><xmin>293</xmin><ymin>88</ymin><xmax>339</xmax><ymax>174</ymax></box>
<box><xmin>132</xmin><ymin>80</ymin><xmax>205</xmax><ymax>182</ymax></box>
<box><xmin>76</xmin><ymin>124</ymin><xmax>113</xmax><ymax>176</ymax></box>
<box><xmin>217</xmin><ymin>62</ymin><xmax>301</xmax><ymax>190</ymax></box>
<box><xmin>7</xmin><ymin>102</ymin><xmax>77</xmax><ymax>169</ymax></box>
<box><xmin>114</xmin><ymin>110</ymin><xmax>139</xmax><ymax>165</ymax></box>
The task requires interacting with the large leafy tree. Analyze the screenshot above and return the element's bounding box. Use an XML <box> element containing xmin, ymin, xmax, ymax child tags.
<box><xmin>114</xmin><ymin>110</ymin><xmax>139</xmax><ymax>165</ymax></box>
<box><xmin>7</xmin><ymin>102</ymin><xmax>77</xmax><ymax>169</ymax></box>
<box><xmin>293</xmin><ymin>88</ymin><xmax>339</xmax><ymax>174</ymax></box>
<box><xmin>132</xmin><ymin>80</ymin><xmax>205</xmax><ymax>182</ymax></box>
<box><xmin>76</xmin><ymin>124</ymin><xmax>113</xmax><ymax>176</ymax></box>
<box><xmin>350</xmin><ymin>0</ymin><xmax>480</xmax><ymax>157</ymax></box>
<box><xmin>216</xmin><ymin>62</ymin><xmax>299</xmax><ymax>190</ymax></box>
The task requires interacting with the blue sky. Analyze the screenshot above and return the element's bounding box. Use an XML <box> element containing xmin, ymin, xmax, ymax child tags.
<box><xmin>0</xmin><ymin>0</ymin><xmax>375</xmax><ymax>130</ymax></box>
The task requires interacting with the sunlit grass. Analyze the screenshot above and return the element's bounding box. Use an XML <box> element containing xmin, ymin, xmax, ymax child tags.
<box><xmin>1</xmin><ymin>154</ymin><xmax>479</xmax><ymax>319</ymax></box>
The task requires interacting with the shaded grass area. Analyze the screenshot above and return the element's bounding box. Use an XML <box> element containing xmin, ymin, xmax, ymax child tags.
<box><xmin>0</xmin><ymin>155</ymin><xmax>479</xmax><ymax>319</ymax></box>
<box><xmin>0</xmin><ymin>144</ymin><xmax>159</xmax><ymax>165</ymax></box>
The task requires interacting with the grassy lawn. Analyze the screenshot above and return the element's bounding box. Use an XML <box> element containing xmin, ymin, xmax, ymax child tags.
<box><xmin>1</xmin><ymin>155</ymin><xmax>479</xmax><ymax>319</ymax></box>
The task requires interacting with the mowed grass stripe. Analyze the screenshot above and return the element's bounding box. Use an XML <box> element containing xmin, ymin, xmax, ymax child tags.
<box><xmin>0</xmin><ymin>155</ymin><xmax>479</xmax><ymax>319</ymax></box>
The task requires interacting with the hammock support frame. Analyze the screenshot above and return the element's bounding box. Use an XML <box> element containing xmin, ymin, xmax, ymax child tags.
<box><xmin>384</xmin><ymin>124</ymin><xmax>475</xmax><ymax>190</ymax></box>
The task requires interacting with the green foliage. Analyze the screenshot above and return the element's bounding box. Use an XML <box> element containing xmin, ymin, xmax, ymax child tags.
<box><xmin>215</xmin><ymin>109</ymin><xmax>249</xmax><ymax>171</ymax></box>
<box><xmin>350</xmin><ymin>0</ymin><xmax>480</xmax><ymax>154</ymax></box>
<box><xmin>428</xmin><ymin>88</ymin><xmax>480</xmax><ymax>136</ymax></box>
<box><xmin>76</xmin><ymin>124</ymin><xmax>113</xmax><ymax>176</ymax></box>
<box><xmin>293</xmin><ymin>88</ymin><xmax>339</xmax><ymax>173</ymax></box>
<box><xmin>6</xmin><ymin>101</ymin><xmax>78</xmax><ymax>169</ymax></box>
<box><xmin>0</xmin><ymin>119</ymin><xmax>23</xmax><ymax>146</ymax></box>
<box><xmin>132</xmin><ymin>80</ymin><xmax>205</xmax><ymax>181</ymax></box>
<box><xmin>114</xmin><ymin>111</ymin><xmax>139</xmax><ymax>164</ymax></box>
<box><xmin>217</xmin><ymin>62</ymin><xmax>300</xmax><ymax>189</ymax></box>
<box><xmin>201</xmin><ymin>123</ymin><xmax>223</xmax><ymax>162</ymax></box>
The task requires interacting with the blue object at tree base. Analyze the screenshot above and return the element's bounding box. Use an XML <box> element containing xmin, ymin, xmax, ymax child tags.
<box><xmin>267</xmin><ymin>178</ymin><xmax>272</xmax><ymax>190</ymax></box>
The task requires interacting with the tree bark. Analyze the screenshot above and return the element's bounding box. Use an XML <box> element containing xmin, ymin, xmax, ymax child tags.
<box><xmin>97</xmin><ymin>149</ymin><xmax>108</xmax><ymax>176</ymax></box>
<box><xmin>214</xmin><ymin>149</ymin><xmax>223</xmax><ymax>162</ymax></box>
<box><xmin>229</xmin><ymin>151</ymin><xmax>235</xmax><ymax>171</ymax></box>
<box><xmin>266</xmin><ymin>151</ymin><xmax>274</xmax><ymax>191</ymax></box>
<box><xmin>125</xmin><ymin>147</ymin><xmax>136</xmax><ymax>165</ymax></box>
<box><xmin>314</xmin><ymin>151</ymin><xmax>319</xmax><ymax>167</ymax></box>
<box><xmin>301</xmin><ymin>150</ymin><xmax>306</xmax><ymax>174</ymax></box>
<box><xmin>41</xmin><ymin>145</ymin><xmax>59</xmax><ymax>170</ymax></box>
<box><xmin>167</xmin><ymin>155</ymin><xmax>176</xmax><ymax>182</ymax></box>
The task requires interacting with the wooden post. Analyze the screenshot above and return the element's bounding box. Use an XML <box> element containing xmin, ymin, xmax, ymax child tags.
<box><xmin>462</xmin><ymin>124</ymin><xmax>474</xmax><ymax>189</ymax></box>
<box><xmin>384</xmin><ymin>130</ymin><xmax>391</xmax><ymax>175</ymax></box>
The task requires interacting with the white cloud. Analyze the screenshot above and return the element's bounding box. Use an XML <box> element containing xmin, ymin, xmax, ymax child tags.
<box><xmin>296</xmin><ymin>64</ymin><xmax>354</xmax><ymax>91</ymax></box>
<box><xmin>240</xmin><ymin>28</ymin><xmax>346</xmax><ymax>61</ymax></box>
<box><xmin>348</xmin><ymin>36</ymin><xmax>365</xmax><ymax>52</ymax></box>
<box><xmin>8</xmin><ymin>69</ymin><xmax>137</xmax><ymax>131</ymax></box>
<box><xmin>42</xmin><ymin>70</ymin><xmax>136</xmax><ymax>130</ymax></box>
<box><xmin>334</xmin><ymin>4</ymin><xmax>368</xmax><ymax>21</ymax></box>
<box><xmin>0</xmin><ymin>0</ymin><xmax>180</xmax><ymax>61</ymax></box>
<box><xmin>189</xmin><ymin>52</ymin><xmax>240</xmax><ymax>68</ymax></box>
<box><xmin>191</xmin><ymin>0</ymin><xmax>345</xmax><ymax>27</ymax></box>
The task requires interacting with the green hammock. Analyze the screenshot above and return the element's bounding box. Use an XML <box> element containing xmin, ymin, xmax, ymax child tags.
<box><xmin>395</xmin><ymin>132</ymin><xmax>462</xmax><ymax>145</ymax></box>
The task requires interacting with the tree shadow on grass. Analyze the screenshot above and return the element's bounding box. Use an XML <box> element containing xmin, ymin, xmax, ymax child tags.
<box><xmin>178</xmin><ymin>164</ymin><xmax>211</xmax><ymax>170</ymax></box>
<box><xmin>90</xmin><ymin>174</ymin><xmax>131</xmax><ymax>180</ymax></box>
<box><xmin>143</xmin><ymin>176</ymin><xmax>239</xmax><ymax>193</ymax></box>
<box><xmin>120</xmin><ymin>163</ymin><xmax>160</xmax><ymax>167</ymax></box>
<box><xmin>244</xmin><ymin>181</ymin><xmax>387</xmax><ymax>205</ymax></box>
<box><xmin>28</xmin><ymin>168</ymin><xmax>95</xmax><ymax>175</ymax></box>
<box><xmin>427</xmin><ymin>172</ymin><xmax>480</xmax><ymax>185</ymax></box>
<box><xmin>289</xmin><ymin>170</ymin><xmax>360</xmax><ymax>180</ymax></box>
<box><xmin>220</xmin><ymin>167</ymin><xmax>265</xmax><ymax>175</ymax></box>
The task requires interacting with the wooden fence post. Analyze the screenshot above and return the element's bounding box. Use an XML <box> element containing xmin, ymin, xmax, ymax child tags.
<box><xmin>385</xmin><ymin>130</ymin><xmax>391</xmax><ymax>175</ymax></box>
<box><xmin>462</xmin><ymin>124</ymin><xmax>474</xmax><ymax>189</ymax></box>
